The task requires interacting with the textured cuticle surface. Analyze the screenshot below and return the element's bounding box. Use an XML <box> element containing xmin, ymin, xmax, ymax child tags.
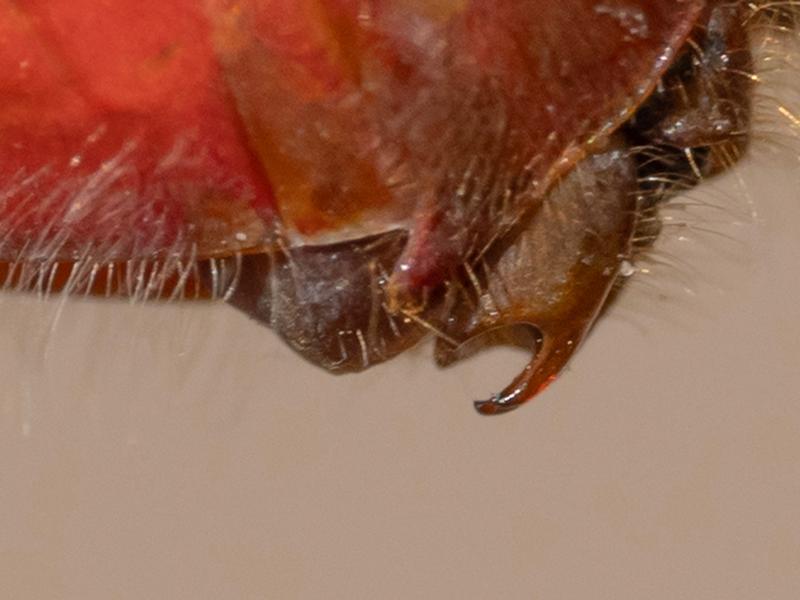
<box><xmin>1</xmin><ymin>1</ymin><xmax>762</xmax><ymax>413</ymax></box>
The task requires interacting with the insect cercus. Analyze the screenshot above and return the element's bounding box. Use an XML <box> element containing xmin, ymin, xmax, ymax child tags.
<box><xmin>0</xmin><ymin>1</ymin><xmax>796</xmax><ymax>414</ymax></box>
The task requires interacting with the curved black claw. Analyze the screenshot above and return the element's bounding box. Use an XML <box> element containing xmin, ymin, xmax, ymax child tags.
<box><xmin>474</xmin><ymin>389</ymin><xmax>528</xmax><ymax>416</ymax></box>
<box><xmin>434</xmin><ymin>142</ymin><xmax>639</xmax><ymax>415</ymax></box>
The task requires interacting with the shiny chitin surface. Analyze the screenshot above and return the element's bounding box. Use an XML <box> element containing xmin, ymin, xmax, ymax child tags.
<box><xmin>1</xmin><ymin>1</ymin><xmax>697</xmax><ymax>264</ymax></box>
<box><xmin>2</xmin><ymin>1</ymin><xmax>764</xmax><ymax>413</ymax></box>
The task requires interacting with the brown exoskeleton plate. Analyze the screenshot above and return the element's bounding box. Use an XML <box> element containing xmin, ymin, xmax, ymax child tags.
<box><xmin>226</xmin><ymin>0</ymin><xmax>760</xmax><ymax>414</ymax></box>
<box><xmin>0</xmin><ymin>1</ymin><xmax>789</xmax><ymax>413</ymax></box>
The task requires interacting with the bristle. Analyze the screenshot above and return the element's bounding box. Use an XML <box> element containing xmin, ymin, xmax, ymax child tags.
<box><xmin>1</xmin><ymin>2</ymin><xmax>798</xmax><ymax>421</ymax></box>
<box><xmin>625</xmin><ymin>0</ymin><xmax>799</xmax><ymax>297</ymax></box>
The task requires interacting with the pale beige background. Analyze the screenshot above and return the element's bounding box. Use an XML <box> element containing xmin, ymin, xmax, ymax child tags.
<box><xmin>1</xmin><ymin>47</ymin><xmax>799</xmax><ymax>600</ymax></box>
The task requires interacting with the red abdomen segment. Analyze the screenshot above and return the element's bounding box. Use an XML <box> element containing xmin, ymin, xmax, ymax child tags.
<box><xmin>0</xmin><ymin>1</ymin><xmax>701</xmax><ymax>279</ymax></box>
<box><xmin>0</xmin><ymin>0</ymin><xmax>276</xmax><ymax>261</ymax></box>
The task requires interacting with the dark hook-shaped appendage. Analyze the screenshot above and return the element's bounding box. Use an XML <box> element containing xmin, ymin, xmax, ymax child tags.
<box><xmin>470</xmin><ymin>327</ymin><xmax>582</xmax><ymax>416</ymax></box>
<box><xmin>469</xmin><ymin>3</ymin><xmax>756</xmax><ymax>415</ymax></box>
<box><xmin>435</xmin><ymin>141</ymin><xmax>639</xmax><ymax>415</ymax></box>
